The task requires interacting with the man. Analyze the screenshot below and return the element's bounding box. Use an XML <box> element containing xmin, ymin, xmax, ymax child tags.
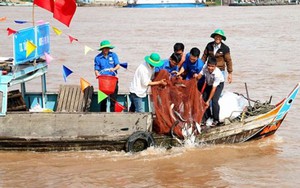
<box><xmin>173</xmin><ymin>42</ymin><xmax>185</xmax><ymax>68</ymax></box>
<box><xmin>155</xmin><ymin>53</ymin><xmax>181</xmax><ymax>75</ymax></box>
<box><xmin>94</xmin><ymin>40</ymin><xmax>121</xmax><ymax>112</ymax></box>
<box><xmin>197</xmin><ymin>57</ymin><xmax>224</xmax><ymax>126</ymax></box>
<box><xmin>201</xmin><ymin>29</ymin><xmax>233</xmax><ymax>84</ymax></box>
<box><xmin>175</xmin><ymin>47</ymin><xmax>205</xmax><ymax>90</ymax></box>
<box><xmin>129</xmin><ymin>52</ymin><xmax>167</xmax><ymax>112</ymax></box>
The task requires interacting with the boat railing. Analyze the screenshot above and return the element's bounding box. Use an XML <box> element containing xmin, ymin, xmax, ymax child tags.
<box><xmin>0</xmin><ymin>61</ymin><xmax>48</xmax><ymax>116</ymax></box>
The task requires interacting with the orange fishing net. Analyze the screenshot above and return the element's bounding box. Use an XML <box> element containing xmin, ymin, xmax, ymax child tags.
<box><xmin>151</xmin><ymin>70</ymin><xmax>206</xmax><ymax>138</ymax></box>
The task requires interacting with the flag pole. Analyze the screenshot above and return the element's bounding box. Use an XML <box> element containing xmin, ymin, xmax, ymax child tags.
<box><xmin>32</xmin><ymin>3</ymin><xmax>35</xmax><ymax>26</ymax></box>
<box><xmin>32</xmin><ymin>3</ymin><xmax>37</xmax><ymax>66</ymax></box>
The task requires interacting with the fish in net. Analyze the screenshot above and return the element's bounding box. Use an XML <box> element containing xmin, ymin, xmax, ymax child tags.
<box><xmin>151</xmin><ymin>70</ymin><xmax>207</xmax><ymax>139</ymax></box>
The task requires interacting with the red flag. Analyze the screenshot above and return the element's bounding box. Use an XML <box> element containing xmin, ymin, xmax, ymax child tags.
<box><xmin>7</xmin><ymin>28</ymin><xmax>17</xmax><ymax>36</ymax></box>
<box><xmin>34</xmin><ymin>0</ymin><xmax>76</xmax><ymax>27</ymax></box>
<box><xmin>53</xmin><ymin>0</ymin><xmax>77</xmax><ymax>27</ymax></box>
<box><xmin>34</xmin><ymin>0</ymin><xmax>54</xmax><ymax>12</ymax></box>
<box><xmin>68</xmin><ymin>35</ymin><xmax>78</xmax><ymax>43</ymax></box>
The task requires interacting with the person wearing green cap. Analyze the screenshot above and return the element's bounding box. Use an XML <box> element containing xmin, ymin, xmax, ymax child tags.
<box><xmin>201</xmin><ymin>29</ymin><xmax>233</xmax><ymax>84</ymax></box>
<box><xmin>94</xmin><ymin>40</ymin><xmax>121</xmax><ymax>112</ymax></box>
<box><xmin>129</xmin><ymin>52</ymin><xmax>167</xmax><ymax>112</ymax></box>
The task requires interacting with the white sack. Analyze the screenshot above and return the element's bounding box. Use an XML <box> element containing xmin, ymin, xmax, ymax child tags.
<box><xmin>219</xmin><ymin>91</ymin><xmax>248</xmax><ymax>122</ymax></box>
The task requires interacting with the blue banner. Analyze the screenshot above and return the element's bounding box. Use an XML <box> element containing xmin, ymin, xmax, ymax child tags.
<box><xmin>13</xmin><ymin>23</ymin><xmax>50</xmax><ymax>65</ymax></box>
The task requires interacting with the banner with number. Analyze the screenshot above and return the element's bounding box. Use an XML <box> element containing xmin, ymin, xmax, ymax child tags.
<box><xmin>13</xmin><ymin>23</ymin><xmax>50</xmax><ymax>65</ymax></box>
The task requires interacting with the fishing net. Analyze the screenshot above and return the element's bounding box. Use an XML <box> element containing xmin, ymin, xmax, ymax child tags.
<box><xmin>151</xmin><ymin>70</ymin><xmax>206</xmax><ymax>138</ymax></box>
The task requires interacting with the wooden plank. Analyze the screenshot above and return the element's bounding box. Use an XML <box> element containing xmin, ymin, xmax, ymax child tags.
<box><xmin>61</xmin><ymin>86</ymin><xmax>71</xmax><ymax>111</ymax></box>
<box><xmin>76</xmin><ymin>86</ymin><xmax>83</xmax><ymax>111</ymax></box>
<box><xmin>73</xmin><ymin>86</ymin><xmax>81</xmax><ymax>112</ymax></box>
<box><xmin>56</xmin><ymin>85</ymin><xmax>92</xmax><ymax>112</ymax></box>
<box><xmin>60</xmin><ymin>85</ymin><xmax>67</xmax><ymax>111</ymax></box>
<box><xmin>7</xmin><ymin>105</ymin><xmax>27</xmax><ymax>111</ymax></box>
<box><xmin>7</xmin><ymin>90</ymin><xmax>27</xmax><ymax>111</ymax></box>
<box><xmin>83</xmin><ymin>86</ymin><xmax>93</xmax><ymax>112</ymax></box>
<box><xmin>69</xmin><ymin>86</ymin><xmax>77</xmax><ymax>112</ymax></box>
<box><xmin>56</xmin><ymin>85</ymin><xmax>64</xmax><ymax>111</ymax></box>
<box><xmin>77</xmin><ymin>88</ymin><xmax>84</xmax><ymax>112</ymax></box>
<box><xmin>66</xmin><ymin>86</ymin><xmax>75</xmax><ymax>111</ymax></box>
<box><xmin>66</xmin><ymin>86</ymin><xmax>73</xmax><ymax>111</ymax></box>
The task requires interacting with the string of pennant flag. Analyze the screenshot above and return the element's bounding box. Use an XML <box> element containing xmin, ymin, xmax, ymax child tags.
<box><xmin>1</xmin><ymin>16</ymin><xmax>128</xmax><ymax>111</ymax></box>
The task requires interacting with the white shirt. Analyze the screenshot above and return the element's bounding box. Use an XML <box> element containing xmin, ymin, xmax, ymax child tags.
<box><xmin>129</xmin><ymin>62</ymin><xmax>154</xmax><ymax>98</ymax></box>
<box><xmin>213</xmin><ymin>43</ymin><xmax>221</xmax><ymax>56</ymax></box>
<box><xmin>200</xmin><ymin>64</ymin><xmax>224</xmax><ymax>87</ymax></box>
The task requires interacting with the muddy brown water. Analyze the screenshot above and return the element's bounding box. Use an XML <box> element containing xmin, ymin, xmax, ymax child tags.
<box><xmin>0</xmin><ymin>5</ymin><xmax>300</xmax><ymax>187</ymax></box>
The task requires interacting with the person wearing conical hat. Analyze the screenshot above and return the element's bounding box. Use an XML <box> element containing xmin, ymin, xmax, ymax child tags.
<box><xmin>201</xmin><ymin>29</ymin><xmax>233</xmax><ymax>84</ymax></box>
<box><xmin>129</xmin><ymin>52</ymin><xmax>167</xmax><ymax>112</ymax></box>
<box><xmin>94</xmin><ymin>40</ymin><xmax>121</xmax><ymax>112</ymax></box>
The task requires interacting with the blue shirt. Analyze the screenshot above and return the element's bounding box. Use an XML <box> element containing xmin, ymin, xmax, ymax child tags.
<box><xmin>183</xmin><ymin>53</ymin><xmax>204</xmax><ymax>80</ymax></box>
<box><xmin>155</xmin><ymin>59</ymin><xmax>179</xmax><ymax>73</ymax></box>
<box><xmin>94</xmin><ymin>51</ymin><xmax>120</xmax><ymax>76</ymax></box>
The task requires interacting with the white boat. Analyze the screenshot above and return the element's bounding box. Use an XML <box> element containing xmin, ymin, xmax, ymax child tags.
<box><xmin>124</xmin><ymin>0</ymin><xmax>207</xmax><ymax>8</ymax></box>
<box><xmin>0</xmin><ymin>1</ymin><xmax>33</xmax><ymax>6</ymax></box>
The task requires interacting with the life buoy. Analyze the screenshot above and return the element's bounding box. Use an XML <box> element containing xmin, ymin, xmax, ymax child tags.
<box><xmin>125</xmin><ymin>131</ymin><xmax>156</xmax><ymax>153</ymax></box>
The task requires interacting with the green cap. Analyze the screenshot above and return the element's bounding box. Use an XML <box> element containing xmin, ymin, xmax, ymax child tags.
<box><xmin>98</xmin><ymin>40</ymin><xmax>115</xmax><ymax>50</ymax></box>
<box><xmin>144</xmin><ymin>53</ymin><xmax>164</xmax><ymax>67</ymax></box>
<box><xmin>210</xmin><ymin>29</ymin><xmax>226</xmax><ymax>41</ymax></box>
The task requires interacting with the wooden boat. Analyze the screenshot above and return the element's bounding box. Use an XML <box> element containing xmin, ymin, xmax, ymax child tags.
<box><xmin>1</xmin><ymin>23</ymin><xmax>299</xmax><ymax>153</ymax></box>
<box><xmin>0</xmin><ymin>59</ymin><xmax>299</xmax><ymax>152</ymax></box>
<box><xmin>123</xmin><ymin>0</ymin><xmax>207</xmax><ymax>8</ymax></box>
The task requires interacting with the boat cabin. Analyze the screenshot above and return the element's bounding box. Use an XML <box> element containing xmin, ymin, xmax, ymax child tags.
<box><xmin>0</xmin><ymin>59</ymin><xmax>152</xmax><ymax>116</ymax></box>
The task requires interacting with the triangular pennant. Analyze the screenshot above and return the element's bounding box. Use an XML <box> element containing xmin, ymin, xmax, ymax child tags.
<box><xmin>44</xmin><ymin>52</ymin><xmax>53</xmax><ymax>64</ymax></box>
<box><xmin>84</xmin><ymin>45</ymin><xmax>94</xmax><ymax>55</ymax></box>
<box><xmin>6</xmin><ymin>28</ymin><xmax>17</xmax><ymax>36</ymax></box>
<box><xmin>26</xmin><ymin>41</ymin><xmax>37</xmax><ymax>58</ymax></box>
<box><xmin>14</xmin><ymin>20</ymin><xmax>28</xmax><ymax>24</ymax></box>
<box><xmin>0</xmin><ymin>17</ymin><xmax>7</xmax><ymax>22</ymax></box>
<box><xmin>62</xmin><ymin>65</ymin><xmax>73</xmax><ymax>82</ymax></box>
<box><xmin>36</xmin><ymin>20</ymin><xmax>46</xmax><ymax>24</ymax></box>
<box><xmin>68</xmin><ymin>35</ymin><xmax>78</xmax><ymax>43</ymax></box>
<box><xmin>80</xmin><ymin>77</ymin><xmax>91</xmax><ymax>92</ymax></box>
<box><xmin>52</xmin><ymin>26</ymin><xmax>62</xmax><ymax>36</ymax></box>
<box><xmin>98</xmin><ymin>90</ymin><xmax>107</xmax><ymax>103</ymax></box>
<box><xmin>115</xmin><ymin>102</ymin><xmax>125</xmax><ymax>112</ymax></box>
<box><xmin>120</xmin><ymin>62</ymin><xmax>128</xmax><ymax>69</ymax></box>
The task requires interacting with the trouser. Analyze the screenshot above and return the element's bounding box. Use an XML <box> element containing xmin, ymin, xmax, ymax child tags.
<box><xmin>129</xmin><ymin>92</ymin><xmax>144</xmax><ymax>112</ymax></box>
<box><xmin>202</xmin><ymin>82</ymin><xmax>224</xmax><ymax>122</ymax></box>
<box><xmin>197</xmin><ymin>76</ymin><xmax>206</xmax><ymax>93</ymax></box>
<box><xmin>100</xmin><ymin>82</ymin><xmax>118</xmax><ymax>112</ymax></box>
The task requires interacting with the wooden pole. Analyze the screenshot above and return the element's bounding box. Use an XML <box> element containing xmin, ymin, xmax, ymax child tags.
<box><xmin>245</xmin><ymin>83</ymin><xmax>251</xmax><ymax>107</ymax></box>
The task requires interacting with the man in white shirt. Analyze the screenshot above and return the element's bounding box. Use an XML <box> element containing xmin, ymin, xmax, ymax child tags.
<box><xmin>197</xmin><ymin>57</ymin><xmax>225</xmax><ymax>126</ymax></box>
<box><xmin>129</xmin><ymin>52</ymin><xmax>167</xmax><ymax>112</ymax></box>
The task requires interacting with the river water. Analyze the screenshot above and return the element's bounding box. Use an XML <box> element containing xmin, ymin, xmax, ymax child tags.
<box><xmin>1</xmin><ymin>5</ymin><xmax>300</xmax><ymax>187</ymax></box>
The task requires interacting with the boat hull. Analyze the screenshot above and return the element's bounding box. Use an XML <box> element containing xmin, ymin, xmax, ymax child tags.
<box><xmin>0</xmin><ymin>83</ymin><xmax>298</xmax><ymax>152</ymax></box>
<box><xmin>0</xmin><ymin>112</ymin><xmax>153</xmax><ymax>151</ymax></box>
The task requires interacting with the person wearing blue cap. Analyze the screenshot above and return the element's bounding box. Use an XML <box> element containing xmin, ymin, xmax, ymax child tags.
<box><xmin>94</xmin><ymin>40</ymin><xmax>121</xmax><ymax>112</ymax></box>
<box><xmin>129</xmin><ymin>52</ymin><xmax>167</xmax><ymax>112</ymax></box>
